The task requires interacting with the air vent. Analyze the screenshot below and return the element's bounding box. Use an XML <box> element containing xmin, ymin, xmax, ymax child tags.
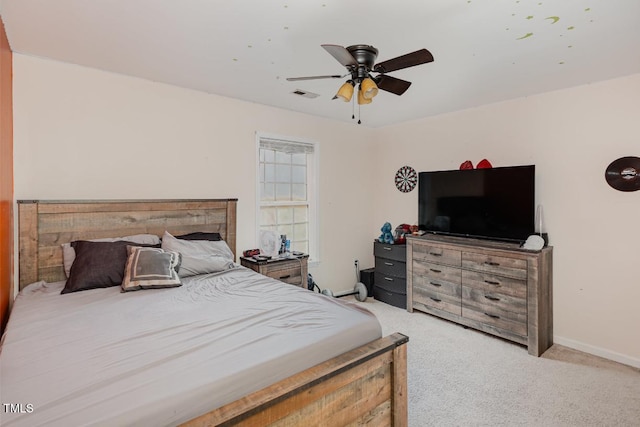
<box><xmin>291</xmin><ymin>89</ymin><xmax>319</xmax><ymax>99</ymax></box>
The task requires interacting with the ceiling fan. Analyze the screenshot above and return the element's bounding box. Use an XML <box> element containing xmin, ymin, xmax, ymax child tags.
<box><xmin>287</xmin><ymin>44</ymin><xmax>434</xmax><ymax>112</ymax></box>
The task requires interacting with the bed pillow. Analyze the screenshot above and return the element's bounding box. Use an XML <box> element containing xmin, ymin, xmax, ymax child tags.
<box><xmin>62</xmin><ymin>234</ymin><xmax>161</xmax><ymax>278</ymax></box>
<box><xmin>175</xmin><ymin>232</ymin><xmax>222</xmax><ymax>241</ymax></box>
<box><xmin>161</xmin><ymin>231</ymin><xmax>234</xmax><ymax>277</ymax></box>
<box><xmin>121</xmin><ymin>246</ymin><xmax>182</xmax><ymax>292</ymax></box>
<box><xmin>62</xmin><ymin>240</ymin><xmax>144</xmax><ymax>294</ymax></box>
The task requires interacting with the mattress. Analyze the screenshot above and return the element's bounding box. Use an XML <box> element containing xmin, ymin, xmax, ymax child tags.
<box><xmin>0</xmin><ymin>267</ymin><xmax>382</xmax><ymax>426</ymax></box>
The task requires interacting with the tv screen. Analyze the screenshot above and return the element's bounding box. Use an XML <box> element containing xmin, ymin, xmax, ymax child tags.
<box><xmin>418</xmin><ymin>165</ymin><xmax>535</xmax><ymax>242</ymax></box>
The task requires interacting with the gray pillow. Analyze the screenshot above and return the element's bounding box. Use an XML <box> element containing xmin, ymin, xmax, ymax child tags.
<box><xmin>161</xmin><ymin>231</ymin><xmax>234</xmax><ymax>277</ymax></box>
<box><xmin>121</xmin><ymin>246</ymin><xmax>182</xmax><ymax>292</ymax></box>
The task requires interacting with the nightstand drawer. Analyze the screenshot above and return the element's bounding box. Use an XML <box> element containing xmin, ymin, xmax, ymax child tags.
<box><xmin>375</xmin><ymin>257</ymin><xmax>406</xmax><ymax>278</ymax></box>
<box><xmin>373</xmin><ymin>279</ymin><xmax>406</xmax><ymax>309</ymax></box>
<box><xmin>374</xmin><ymin>272</ymin><xmax>406</xmax><ymax>291</ymax></box>
<box><xmin>240</xmin><ymin>255</ymin><xmax>308</xmax><ymax>288</ymax></box>
<box><xmin>374</xmin><ymin>242</ymin><xmax>406</xmax><ymax>262</ymax></box>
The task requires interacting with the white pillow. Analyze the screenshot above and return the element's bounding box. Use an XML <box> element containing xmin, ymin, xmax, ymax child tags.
<box><xmin>161</xmin><ymin>231</ymin><xmax>234</xmax><ymax>277</ymax></box>
<box><xmin>62</xmin><ymin>234</ymin><xmax>161</xmax><ymax>278</ymax></box>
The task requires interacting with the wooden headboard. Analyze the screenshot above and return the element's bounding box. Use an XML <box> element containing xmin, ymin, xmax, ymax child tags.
<box><xmin>17</xmin><ymin>199</ymin><xmax>237</xmax><ymax>289</ymax></box>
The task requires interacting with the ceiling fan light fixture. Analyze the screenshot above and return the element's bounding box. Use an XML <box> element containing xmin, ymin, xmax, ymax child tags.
<box><xmin>360</xmin><ymin>77</ymin><xmax>378</xmax><ymax>100</ymax></box>
<box><xmin>335</xmin><ymin>81</ymin><xmax>355</xmax><ymax>102</ymax></box>
<box><xmin>357</xmin><ymin>87</ymin><xmax>372</xmax><ymax>105</ymax></box>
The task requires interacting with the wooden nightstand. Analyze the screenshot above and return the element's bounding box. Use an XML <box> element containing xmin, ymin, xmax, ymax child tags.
<box><xmin>240</xmin><ymin>254</ymin><xmax>309</xmax><ymax>288</ymax></box>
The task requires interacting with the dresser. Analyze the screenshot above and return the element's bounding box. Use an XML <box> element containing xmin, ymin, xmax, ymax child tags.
<box><xmin>407</xmin><ymin>235</ymin><xmax>553</xmax><ymax>356</ymax></box>
<box><xmin>373</xmin><ymin>241</ymin><xmax>407</xmax><ymax>308</ymax></box>
<box><xmin>240</xmin><ymin>255</ymin><xmax>308</xmax><ymax>288</ymax></box>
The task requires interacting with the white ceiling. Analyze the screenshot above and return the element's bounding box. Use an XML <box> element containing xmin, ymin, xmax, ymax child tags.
<box><xmin>1</xmin><ymin>0</ymin><xmax>639</xmax><ymax>128</ymax></box>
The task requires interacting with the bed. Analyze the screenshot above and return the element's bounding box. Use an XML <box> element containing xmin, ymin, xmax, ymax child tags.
<box><xmin>2</xmin><ymin>199</ymin><xmax>408</xmax><ymax>426</ymax></box>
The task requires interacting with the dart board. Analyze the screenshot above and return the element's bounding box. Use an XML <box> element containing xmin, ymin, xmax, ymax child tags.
<box><xmin>395</xmin><ymin>166</ymin><xmax>417</xmax><ymax>193</ymax></box>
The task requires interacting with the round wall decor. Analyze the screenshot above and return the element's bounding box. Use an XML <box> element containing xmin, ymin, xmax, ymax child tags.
<box><xmin>395</xmin><ymin>166</ymin><xmax>417</xmax><ymax>193</ymax></box>
<box><xmin>605</xmin><ymin>156</ymin><xmax>640</xmax><ymax>192</ymax></box>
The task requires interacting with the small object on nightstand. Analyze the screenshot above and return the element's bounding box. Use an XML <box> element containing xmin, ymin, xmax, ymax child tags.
<box><xmin>243</xmin><ymin>248</ymin><xmax>260</xmax><ymax>257</ymax></box>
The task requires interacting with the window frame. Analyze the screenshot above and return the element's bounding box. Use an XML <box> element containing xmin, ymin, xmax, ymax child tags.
<box><xmin>255</xmin><ymin>132</ymin><xmax>320</xmax><ymax>265</ymax></box>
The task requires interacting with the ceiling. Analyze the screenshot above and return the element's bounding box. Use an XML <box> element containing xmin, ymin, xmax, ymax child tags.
<box><xmin>1</xmin><ymin>0</ymin><xmax>639</xmax><ymax>128</ymax></box>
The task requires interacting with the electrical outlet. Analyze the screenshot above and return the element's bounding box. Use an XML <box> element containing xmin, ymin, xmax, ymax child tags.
<box><xmin>354</xmin><ymin>259</ymin><xmax>359</xmax><ymax>268</ymax></box>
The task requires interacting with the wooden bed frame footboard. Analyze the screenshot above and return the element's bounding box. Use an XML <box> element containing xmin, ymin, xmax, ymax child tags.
<box><xmin>16</xmin><ymin>199</ymin><xmax>409</xmax><ymax>426</ymax></box>
<box><xmin>185</xmin><ymin>332</ymin><xmax>409</xmax><ymax>426</ymax></box>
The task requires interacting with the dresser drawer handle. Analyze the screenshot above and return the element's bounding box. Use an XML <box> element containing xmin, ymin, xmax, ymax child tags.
<box><xmin>429</xmin><ymin>268</ymin><xmax>442</xmax><ymax>273</ymax></box>
<box><xmin>279</xmin><ymin>274</ymin><xmax>291</xmax><ymax>279</ymax></box>
<box><xmin>384</xmin><ymin>277</ymin><xmax>394</xmax><ymax>281</ymax></box>
<box><xmin>484</xmin><ymin>312</ymin><xmax>500</xmax><ymax>319</ymax></box>
<box><xmin>430</xmin><ymin>297</ymin><xmax>442</xmax><ymax>303</ymax></box>
<box><xmin>484</xmin><ymin>295</ymin><xmax>500</xmax><ymax>301</ymax></box>
<box><xmin>384</xmin><ymin>262</ymin><xmax>394</xmax><ymax>266</ymax></box>
<box><xmin>383</xmin><ymin>247</ymin><xmax>392</xmax><ymax>251</ymax></box>
<box><xmin>484</xmin><ymin>280</ymin><xmax>500</xmax><ymax>286</ymax></box>
<box><xmin>484</xmin><ymin>261</ymin><xmax>500</xmax><ymax>266</ymax></box>
<box><xmin>429</xmin><ymin>252</ymin><xmax>443</xmax><ymax>257</ymax></box>
<box><xmin>429</xmin><ymin>281</ymin><xmax>442</xmax><ymax>287</ymax></box>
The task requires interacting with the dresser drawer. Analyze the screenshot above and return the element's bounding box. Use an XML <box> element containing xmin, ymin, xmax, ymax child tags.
<box><xmin>375</xmin><ymin>257</ymin><xmax>406</xmax><ymax>278</ymax></box>
<box><xmin>413</xmin><ymin>285</ymin><xmax>461</xmax><ymax>316</ymax></box>
<box><xmin>462</xmin><ymin>270</ymin><xmax>527</xmax><ymax>299</ymax></box>
<box><xmin>374</xmin><ymin>242</ymin><xmax>406</xmax><ymax>262</ymax></box>
<box><xmin>462</xmin><ymin>252</ymin><xmax>527</xmax><ymax>280</ymax></box>
<box><xmin>413</xmin><ymin>260</ymin><xmax>461</xmax><ymax>287</ymax></box>
<box><xmin>462</xmin><ymin>306</ymin><xmax>527</xmax><ymax>336</ymax></box>
<box><xmin>413</xmin><ymin>271</ymin><xmax>460</xmax><ymax>298</ymax></box>
<box><xmin>412</xmin><ymin>243</ymin><xmax>461</xmax><ymax>267</ymax></box>
<box><xmin>462</xmin><ymin>287</ymin><xmax>527</xmax><ymax>335</ymax></box>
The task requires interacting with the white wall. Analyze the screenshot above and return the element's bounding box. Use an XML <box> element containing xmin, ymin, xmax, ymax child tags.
<box><xmin>371</xmin><ymin>73</ymin><xmax>640</xmax><ymax>366</ymax></box>
<box><xmin>13</xmin><ymin>53</ymin><xmax>640</xmax><ymax>366</ymax></box>
<box><xmin>12</xmin><ymin>54</ymin><xmax>377</xmax><ymax>293</ymax></box>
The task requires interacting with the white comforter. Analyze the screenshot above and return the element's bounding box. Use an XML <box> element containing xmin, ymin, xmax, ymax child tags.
<box><xmin>0</xmin><ymin>267</ymin><xmax>381</xmax><ymax>426</ymax></box>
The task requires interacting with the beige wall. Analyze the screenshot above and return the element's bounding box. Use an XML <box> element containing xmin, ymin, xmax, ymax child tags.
<box><xmin>13</xmin><ymin>53</ymin><xmax>640</xmax><ymax>366</ymax></box>
<box><xmin>12</xmin><ymin>54</ymin><xmax>377</xmax><ymax>294</ymax></box>
<box><xmin>372</xmin><ymin>73</ymin><xmax>640</xmax><ymax>366</ymax></box>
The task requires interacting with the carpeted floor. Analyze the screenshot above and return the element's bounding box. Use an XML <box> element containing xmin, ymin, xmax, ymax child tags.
<box><xmin>349</xmin><ymin>297</ymin><xmax>640</xmax><ymax>427</ymax></box>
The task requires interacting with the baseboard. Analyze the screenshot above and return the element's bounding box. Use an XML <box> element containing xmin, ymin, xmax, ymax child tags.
<box><xmin>553</xmin><ymin>336</ymin><xmax>640</xmax><ymax>369</ymax></box>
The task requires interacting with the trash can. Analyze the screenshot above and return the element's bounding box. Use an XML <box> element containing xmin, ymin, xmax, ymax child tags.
<box><xmin>359</xmin><ymin>268</ymin><xmax>375</xmax><ymax>295</ymax></box>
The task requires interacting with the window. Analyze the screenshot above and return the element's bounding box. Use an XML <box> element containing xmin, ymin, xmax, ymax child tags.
<box><xmin>257</xmin><ymin>134</ymin><xmax>318</xmax><ymax>262</ymax></box>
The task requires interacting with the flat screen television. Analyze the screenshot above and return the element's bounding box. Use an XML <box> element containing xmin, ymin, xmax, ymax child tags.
<box><xmin>418</xmin><ymin>165</ymin><xmax>535</xmax><ymax>243</ymax></box>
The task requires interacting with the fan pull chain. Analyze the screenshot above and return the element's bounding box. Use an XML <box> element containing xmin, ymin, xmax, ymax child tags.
<box><xmin>358</xmin><ymin>103</ymin><xmax>361</xmax><ymax>125</ymax></box>
<box><xmin>352</xmin><ymin>94</ymin><xmax>355</xmax><ymax>120</ymax></box>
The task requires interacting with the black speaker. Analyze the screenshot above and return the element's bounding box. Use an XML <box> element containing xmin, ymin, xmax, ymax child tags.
<box><xmin>359</xmin><ymin>268</ymin><xmax>375</xmax><ymax>294</ymax></box>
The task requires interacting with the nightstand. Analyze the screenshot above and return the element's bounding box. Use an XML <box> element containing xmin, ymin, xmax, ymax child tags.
<box><xmin>240</xmin><ymin>254</ymin><xmax>309</xmax><ymax>288</ymax></box>
<box><xmin>373</xmin><ymin>241</ymin><xmax>407</xmax><ymax>308</ymax></box>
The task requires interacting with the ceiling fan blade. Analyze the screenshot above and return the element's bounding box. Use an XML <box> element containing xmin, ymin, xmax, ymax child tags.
<box><xmin>286</xmin><ymin>75</ymin><xmax>344</xmax><ymax>81</ymax></box>
<box><xmin>374</xmin><ymin>75</ymin><xmax>412</xmax><ymax>96</ymax></box>
<box><xmin>373</xmin><ymin>49</ymin><xmax>434</xmax><ymax>73</ymax></box>
<box><xmin>321</xmin><ymin>44</ymin><xmax>358</xmax><ymax>67</ymax></box>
